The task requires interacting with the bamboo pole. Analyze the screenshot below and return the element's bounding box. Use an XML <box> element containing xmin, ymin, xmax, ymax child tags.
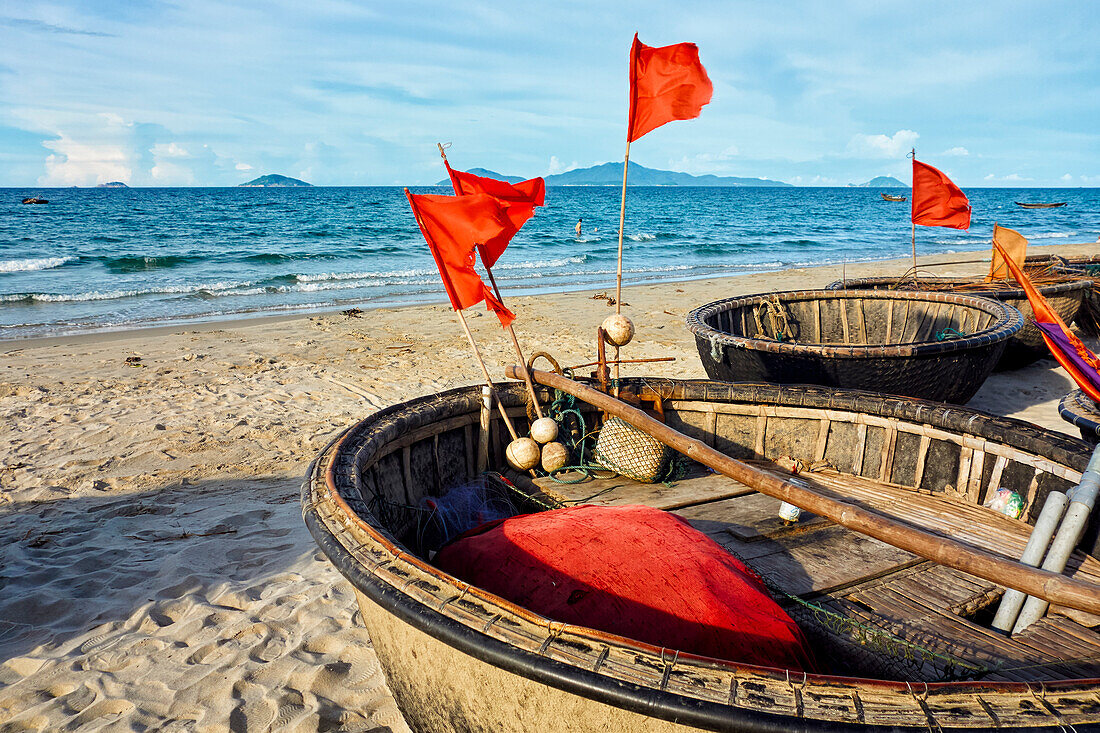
<box><xmin>613</xmin><ymin>142</ymin><xmax>632</xmax><ymax>391</ymax></box>
<box><xmin>910</xmin><ymin>148</ymin><xmax>917</xmax><ymax>273</ymax></box>
<box><xmin>615</xmin><ymin>141</ymin><xmax>630</xmax><ymax>316</ymax></box>
<box><xmin>484</xmin><ymin>267</ymin><xmax>544</xmax><ymax>420</ymax></box>
<box><xmin>436</xmin><ymin>143</ymin><xmax>545</xmax><ymax>420</ymax></box>
<box><xmin>455</xmin><ymin>310</ymin><xmax>518</xmax><ymax>441</ymax></box>
<box><xmin>504</xmin><ymin>365</ymin><xmax>1100</xmax><ymax>617</ymax></box>
<box><xmin>404</xmin><ymin>186</ymin><xmax>520</xmax><ymax>441</ymax></box>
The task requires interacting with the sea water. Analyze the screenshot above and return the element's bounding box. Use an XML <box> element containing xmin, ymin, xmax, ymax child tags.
<box><xmin>1</xmin><ymin>186</ymin><xmax>1097</xmax><ymax>339</ymax></box>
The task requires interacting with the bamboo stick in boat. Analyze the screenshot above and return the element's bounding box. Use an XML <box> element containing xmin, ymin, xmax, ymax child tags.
<box><xmin>504</xmin><ymin>366</ymin><xmax>1100</xmax><ymax>617</ymax></box>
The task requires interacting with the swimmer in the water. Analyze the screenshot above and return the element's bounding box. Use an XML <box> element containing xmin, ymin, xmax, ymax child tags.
<box><xmin>575</xmin><ymin>218</ymin><xmax>582</xmax><ymax>237</ymax></box>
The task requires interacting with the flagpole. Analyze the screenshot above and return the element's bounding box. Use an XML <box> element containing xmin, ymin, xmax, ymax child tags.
<box><xmin>483</xmin><ymin>266</ymin><xmax>545</xmax><ymax>420</ymax></box>
<box><xmin>454</xmin><ymin>307</ymin><xmax>520</xmax><ymax>441</ymax></box>
<box><xmin>405</xmin><ymin>186</ymin><xmax>520</xmax><ymax>441</ymax></box>
<box><xmin>615</xmin><ymin>141</ymin><xmax>630</xmax><ymax>315</ymax></box>
<box><xmin>910</xmin><ymin>148</ymin><xmax>917</xmax><ymax>274</ymax></box>
<box><xmin>437</xmin><ymin>143</ymin><xmax>545</xmax><ymax>420</ymax></box>
<box><xmin>613</xmin><ymin>141</ymin><xmax>631</xmax><ymax>388</ymax></box>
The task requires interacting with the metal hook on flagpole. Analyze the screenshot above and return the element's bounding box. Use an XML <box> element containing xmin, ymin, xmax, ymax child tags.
<box><xmin>438</xmin><ymin>142</ymin><xmax>452</xmax><ymax>157</ymax></box>
<box><xmin>907</xmin><ymin>148</ymin><xmax>915</xmax><ymax>160</ymax></box>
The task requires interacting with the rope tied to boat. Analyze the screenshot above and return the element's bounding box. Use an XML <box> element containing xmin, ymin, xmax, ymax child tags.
<box><xmin>753</xmin><ymin>294</ymin><xmax>794</xmax><ymax>341</ymax></box>
<box><xmin>935</xmin><ymin>327</ymin><xmax>967</xmax><ymax>341</ymax></box>
<box><xmin>542</xmin><ymin>378</ymin><xmax>687</xmax><ymax>486</ymax></box>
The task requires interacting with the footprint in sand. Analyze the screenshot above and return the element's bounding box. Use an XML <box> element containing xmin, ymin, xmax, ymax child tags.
<box><xmin>273</xmin><ymin>689</ymin><xmax>308</xmax><ymax>729</ymax></box>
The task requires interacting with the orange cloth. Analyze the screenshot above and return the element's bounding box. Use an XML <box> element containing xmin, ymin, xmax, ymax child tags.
<box><xmin>993</xmin><ymin>239</ymin><xmax>1100</xmax><ymax>402</ymax></box>
<box><xmin>988</xmin><ymin>223</ymin><xmax>1028</xmax><ymax>281</ymax></box>
<box><xmin>911</xmin><ymin>159</ymin><xmax>971</xmax><ymax>230</ymax></box>
<box><xmin>443</xmin><ymin>162</ymin><xmax>545</xmax><ymax>268</ymax></box>
<box><xmin>627</xmin><ymin>34</ymin><xmax>713</xmax><ymax>143</ymax></box>
<box><xmin>405</xmin><ymin>190</ymin><xmax>516</xmax><ymax>327</ymax></box>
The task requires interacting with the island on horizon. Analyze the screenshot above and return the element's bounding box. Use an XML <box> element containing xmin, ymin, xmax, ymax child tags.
<box><xmin>849</xmin><ymin>176</ymin><xmax>907</xmax><ymax>188</ymax></box>
<box><xmin>238</xmin><ymin>174</ymin><xmax>312</xmax><ymax>188</ymax></box>
<box><xmin>96</xmin><ymin>181</ymin><xmax>129</xmax><ymax>188</ymax></box>
<box><xmin>438</xmin><ymin>162</ymin><xmax>790</xmax><ymax>187</ymax></box>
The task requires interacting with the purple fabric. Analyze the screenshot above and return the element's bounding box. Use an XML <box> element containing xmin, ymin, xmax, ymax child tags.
<box><xmin>1035</xmin><ymin>321</ymin><xmax>1100</xmax><ymax>394</ymax></box>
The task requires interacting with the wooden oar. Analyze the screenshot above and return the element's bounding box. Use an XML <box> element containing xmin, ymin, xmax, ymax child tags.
<box><xmin>505</xmin><ymin>365</ymin><xmax>1100</xmax><ymax>617</ymax></box>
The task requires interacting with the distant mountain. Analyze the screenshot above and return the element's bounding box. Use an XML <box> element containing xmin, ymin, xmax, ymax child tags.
<box><xmin>850</xmin><ymin>176</ymin><xmax>907</xmax><ymax>188</ymax></box>
<box><xmin>435</xmin><ymin>168</ymin><xmax>524</xmax><ymax>186</ymax></box>
<box><xmin>96</xmin><ymin>181</ymin><xmax>128</xmax><ymax>188</ymax></box>
<box><xmin>238</xmin><ymin>174</ymin><xmax>312</xmax><ymax>187</ymax></box>
<box><xmin>546</xmin><ymin>162</ymin><xmax>791</xmax><ymax>187</ymax></box>
<box><xmin>435</xmin><ymin>162</ymin><xmax>790</xmax><ymax>187</ymax></box>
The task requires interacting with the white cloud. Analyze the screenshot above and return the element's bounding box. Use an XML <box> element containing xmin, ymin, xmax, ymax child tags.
<box><xmin>846</xmin><ymin>130</ymin><xmax>919</xmax><ymax>159</ymax></box>
<box><xmin>152</xmin><ymin>142</ymin><xmax>191</xmax><ymax>158</ymax></box>
<box><xmin>984</xmin><ymin>172</ymin><xmax>1032</xmax><ymax>183</ymax></box>
<box><xmin>942</xmin><ymin>147</ymin><xmax>969</xmax><ymax>157</ymax></box>
<box><xmin>1062</xmin><ymin>173</ymin><xmax>1073</xmax><ymax>182</ymax></box>
<box><xmin>235</xmin><ymin>162</ymin><xmax>253</xmax><ymax>171</ymax></box>
<box><xmin>547</xmin><ymin>156</ymin><xmax>578</xmax><ymax>175</ymax></box>
<box><xmin>41</xmin><ymin>136</ymin><xmax>133</xmax><ymax>186</ymax></box>
<box><xmin>33</xmin><ymin>112</ymin><xmax>139</xmax><ymax>186</ymax></box>
<box><xmin>668</xmin><ymin>145</ymin><xmax>740</xmax><ymax>174</ymax></box>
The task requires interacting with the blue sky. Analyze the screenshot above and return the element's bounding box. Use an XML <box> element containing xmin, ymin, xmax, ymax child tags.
<box><xmin>1</xmin><ymin>1</ymin><xmax>1097</xmax><ymax>187</ymax></box>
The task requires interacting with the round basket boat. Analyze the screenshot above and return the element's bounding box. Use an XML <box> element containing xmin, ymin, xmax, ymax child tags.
<box><xmin>685</xmin><ymin>289</ymin><xmax>1022</xmax><ymax>404</ymax></box>
<box><xmin>1058</xmin><ymin>389</ymin><xmax>1100</xmax><ymax>445</ymax></box>
<box><xmin>303</xmin><ymin>379</ymin><xmax>1100</xmax><ymax>732</ymax></box>
<box><xmin>827</xmin><ymin>276</ymin><xmax>1092</xmax><ymax>370</ymax></box>
<box><xmin>1034</xmin><ymin>257</ymin><xmax>1100</xmax><ymax>337</ymax></box>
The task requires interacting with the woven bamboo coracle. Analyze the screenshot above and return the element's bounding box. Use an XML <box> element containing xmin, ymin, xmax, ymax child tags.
<box><xmin>1059</xmin><ymin>389</ymin><xmax>1100</xmax><ymax>445</ymax></box>
<box><xmin>1026</xmin><ymin>255</ymin><xmax>1100</xmax><ymax>337</ymax></box>
<box><xmin>827</xmin><ymin>275</ymin><xmax>1092</xmax><ymax>369</ymax></box>
<box><xmin>302</xmin><ymin>379</ymin><xmax>1100</xmax><ymax>732</ymax></box>
<box><xmin>686</xmin><ymin>289</ymin><xmax>1022</xmax><ymax>403</ymax></box>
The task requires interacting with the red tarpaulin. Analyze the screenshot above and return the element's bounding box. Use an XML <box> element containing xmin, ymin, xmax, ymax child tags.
<box><xmin>912</xmin><ymin>158</ymin><xmax>971</xmax><ymax>230</ymax></box>
<box><xmin>435</xmin><ymin>504</ymin><xmax>816</xmax><ymax>671</ymax></box>
<box><xmin>405</xmin><ymin>190</ymin><xmax>516</xmax><ymax>327</ymax></box>
<box><xmin>627</xmin><ymin>34</ymin><xmax>713</xmax><ymax>143</ymax></box>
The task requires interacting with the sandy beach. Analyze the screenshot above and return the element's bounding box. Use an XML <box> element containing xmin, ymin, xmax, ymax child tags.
<box><xmin>1</xmin><ymin>242</ymin><xmax>1097</xmax><ymax>732</ymax></box>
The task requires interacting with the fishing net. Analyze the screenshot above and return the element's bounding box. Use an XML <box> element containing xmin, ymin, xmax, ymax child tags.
<box><xmin>593</xmin><ymin>417</ymin><xmax>674</xmax><ymax>483</ymax></box>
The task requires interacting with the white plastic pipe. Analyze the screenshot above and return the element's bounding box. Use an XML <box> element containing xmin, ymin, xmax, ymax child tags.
<box><xmin>990</xmin><ymin>489</ymin><xmax>1070</xmax><ymax>632</ymax></box>
<box><xmin>1012</xmin><ymin>444</ymin><xmax>1100</xmax><ymax>634</ymax></box>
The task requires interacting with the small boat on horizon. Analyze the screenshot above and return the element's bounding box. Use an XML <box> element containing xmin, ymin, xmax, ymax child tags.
<box><xmin>1016</xmin><ymin>201</ymin><xmax>1067</xmax><ymax>208</ymax></box>
<box><xmin>21</xmin><ymin>197</ymin><xmax>48</xmax><ymax>204</ymax></box>
<box><xmin>880</xmin><ymin>193</ymin><xmax>907</xmax><ymax>202</ymax></box>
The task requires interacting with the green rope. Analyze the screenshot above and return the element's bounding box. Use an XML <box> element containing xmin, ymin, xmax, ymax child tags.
<box><xmin>935</xmin><ymin>327</ymin><xmax>966</xmax><ymax>341</ymax></box>
<box><xmin>541</xmin><ymin>379</ymin><xmax>687</xmax><ymax>487</ymax></box>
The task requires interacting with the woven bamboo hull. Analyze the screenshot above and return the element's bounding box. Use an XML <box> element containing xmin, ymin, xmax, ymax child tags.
<box><xmin>827</xmin><ymin>277</ymin><xmax>1091</xmax><ymax>370</ymax></box>
<box><xmin>1028</xmin><ymin>256</ymin><xmax>1100</xmax><ymax>337</ymax></box>
<box><xmin>1058</xmin><ymin>389</ymin><xmax>1100</xmax><ymax>445</ymax></box>
<box><xmin>686</xmin><ymin>290</ymin><xmax>1021</xmax><ymax>403</ymax></box>
<box><xmin>302</xmin><ymin>380</ymin><xmax>1100</xmax><ymax>732</ymax></box>
<box><xmin>352</xmin><ymin>589</ymin><xmax>702</xmax><ymax>733</ymax></box>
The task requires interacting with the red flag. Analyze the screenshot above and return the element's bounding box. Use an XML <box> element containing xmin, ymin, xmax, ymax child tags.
<box><xmin>994</xmin><ymin>239</ymin><xmax>1100</xmax><ymax>402</ymax></box>
<box><xmin>405</xmin><ymin>190</ymin><xmax>516</xmax><ymax>327</ymax></box>
<box><xmin>911</xmin><ymin>158</ymin><xmax>971</xmax><ymax>230</ymax></box>
<box><xmin>443</xmin><ymin>161</ymin><xmax>545</xmax><ymax>268</ymax></box>
<box><xmin>627</xmin><ymin>33</ymin><xmax>713</xmax><ymax>143</ymax></box>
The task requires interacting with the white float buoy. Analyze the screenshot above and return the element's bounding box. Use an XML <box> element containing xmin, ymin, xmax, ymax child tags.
<box><xmin>540</xmin><ymin>442</ymin><xmax>569</xmax><ymax>473</ymax></box>
<box><xmin>505</xmin><ymin>437</ymin><xmax>541</xmax><ymax>471</ymax></box>
<box><xmin>601</xmin><ymin>314</ymin><xmax>635</xmax><ymax>347</ymax></box>
<box><xmin>530</xmin><ymin>417</ymin><xmax>559</xmax><ymax>444</ymax></box>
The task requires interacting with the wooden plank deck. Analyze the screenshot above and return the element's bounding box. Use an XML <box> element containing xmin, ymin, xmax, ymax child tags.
<box><xmin>523</xmin><ymin>462</ymin><xmax>1100</xmax><ymax>681</ymax></box>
